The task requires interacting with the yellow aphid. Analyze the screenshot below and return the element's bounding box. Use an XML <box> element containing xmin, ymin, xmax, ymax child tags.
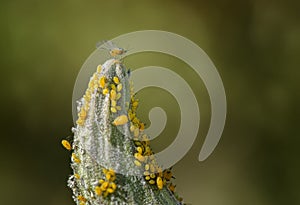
<box><xmin>113</xmin><ymin>115</ymin><xmax>128</xmax><ymax>126</ymax></box>
<box><xmin>72</xmin><ymin>153</ymin><xmax>81</xmax><ymax>163</ymax></box>
<box><xmin>111</xmin><ymin>84</ymin><xmax>116</xmax><ymax>90</ymax></box>
<box><xmin>132</xmin><ymin>117</ymin><xmax>139</xmax><ymax>124</ymax></box>
<box><xmin>110</xmin><ymin>182</ymin><xmax>117</xmax><ymax>190</ymax></box>
<box><xmin>101</xmin><ymin>182</ymin><xmax>109</xmax><ymax>191</ymax></box>
<box><xmin>74</xmin><ymin>173</ymin><xmax>80</xmax><ymax>179</ymax></box>
<box><xmin>113</xmin><ymin>76</ymin><xmax>120</xmax><ymax>84</ymax></box>
<box><xmin>93</xmin><ymin>84</ymin><xmax>99</xmax><ymax>90</ymax></box>
<box><xmin>100</xmin><ymin>76</ymin><xmax>106</xmax><ymax>88</ymax></box>
<box><xmin>168</xmin><ymin>183</ymin><xmax>176</xmax><ymax>193</ymax></box>
<box><xmin>149</xmin><ymin>180</ymin><xmax>155</xmax><ymax>185</ymax></box>
<box><xmin>130</xmin><ymin>124</ymin><xmax>136</xmax><ymax>132</ymax></box>
<box><xmin>110</xmin><ymin>89</ymin><xmax>117</xmax><ymax>100</ymax></box>
<box><xmin>150</xmin><ymin>165</ymin><xmax>155</xmax><ymax>173</ymax></box>
<box><xmin>106</xmin><ymin>173</ymin><xmax>112</xmax><ymax>181</ymax></box>
<box><xmin>102</xmin><ymin>88</ymin><xmax>109</xmax><ymax>95</ymax></box>
<box><xmin>111</xmin><ymin>100</ymin><xmax>117</xmax><ymax>107</ymax></box>
<box><xmin>117</xmin><ymin>84</ymin><xmax>122</xmax><ymax>92</ymax></box>
<box><xmin>134</xmin><ymin>153</ymin><xmax>145</xmax><ymax>162</ymax></box>
<box><xmin>134</xmin><ymin>128</ymin><xmax>139</xmax><ymax>138</ymax></box>
<box><xmin>86</xmin><ymin>89</ymin><xmax>91</xmax><ymax>96</ymax></box>
<box><xmin>145</xmin><ymin>146</ymin><xmax>152</xmax><ymax>155</ymax></box>
<box><xmin>99</xmin><ymin>179</ymin><xmax>105</xmax><ymax>184</ymax></box>
<box><xmin>132</xmin><ymin>101</ymin><xmax>139</xmax><ymax>107</ymax></box>
<box><xmin>144</xmin><ymin>171</ymin><xmax>150</xmax><ymax>176</ymax></box>
<box><xmin>111</xmin><ymin>107</ymin><xmax>117</xmax><ymax>113</ymax></box>
<box><xmin>95</xmin><ymin>186</ymin><xmax>102</xmax><ymax>196</ymax></box>
<box><xmin>108</xmin><ymin>168</ymin><xmax>115</xmax><ymax>175</ymax></box>
<box><xmin>116</xmin><ymin>106</ymin><xmax>121</xmax><ymax>111</ymax></box>
<box><xmin>128</xmin><ymin>109</ymin><xmax>133</xmax><ymax>115</ymax></box>
<box><xmin>139</xmin><ymin>123</ymin><xmax>145</xmax><ymax>130</ymax></box>
<box><xmin>116</xmin><ymin>93</ymin><xmax>121</xmax><ymax>100</ymax></box>
<box><xmin>83</xmin><ymin>94</ymin><xmax>90</xmax><ymax>102</ymax></box>
<box><xmin>107</xmin><ymin>188</ymin><xmax>114</xmax><ymax>193</ymax></box>
<box><xmin>97</xmin><ymin>64</ymin><xmax>102</xmax><ymax>73</ymax></box>
<box><xmin>150</xmin><ymin>173</ymin><xmax>156</xmax><ymax>179</ymax></box>
<box><xmin>84</xmin><ymin>103</ymin><xmax>90</xmax><ymax>110</ymax></box>
<box><xmin>110</xmin><ymin>49</ymin><xmax>125</xmax><ymax>57</ymax></box>
<box><xmin>77</xmin><ymin>195</ymin><xmax>86</xmax><ymax>202</ymax></box>
<box><xmin>76</xmin><ymin>118</ymin><xmax>84</xmax><ymax>126</ymax></box>
<box><xmin>164</xmin><ymin>170</ymin><xmax>173</xmax><ymax>181</ymax></box>
<box><xmin>134</xmin><ymin>160</ymin><xmax>141</xmax><ymax>166</ymax></box>
<box><xmin>88</xmin><ymin>81</ymin><xmax>94</xmax><ymax>89</ymax></box>
<box><xmin>137</xmin><ymin>147</ymin><xmax>143</xmax><ymax>154</ymax></box>
<box><xmin>134</xmin><ymin>141</ymin><xmax>142</xmax><ymax>147</ymax></box>
<box><xmin>106</xmin><ymin>172</ymin><xmax>115</xmax><ymax>181</ymax></box>
<box><xmin>145</xmin><ymin>176</ymin><xmax>150</xmax><ymax>180</ymax></box>
<box><xmin>145</xmin><ymin>164</ymin><xmax>150</xmax><ymax>170</ymax></box>
<box><xmin>156</xmin><ymin>177</ymin><xmax>163</xmax><ymax>190</ymax></box>
<box><xmin>61</xmin><ymin>140</ymin><xmax>71</xmax><ymax>151</ymax></box>
<box><xmin>79</xmin><ymin>109</ymin><xmax>87</xmax><ymax>119</ymax></box>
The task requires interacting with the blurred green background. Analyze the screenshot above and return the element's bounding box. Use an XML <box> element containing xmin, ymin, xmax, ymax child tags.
<box><xmin>0</xmin><ymin>0</ymin><xmax>299</xmax><ymax>204</ymax></box>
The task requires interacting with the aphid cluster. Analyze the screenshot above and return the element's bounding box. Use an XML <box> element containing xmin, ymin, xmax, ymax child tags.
<box><xmin>94</xmin><ymin>168</ymin><xmax>117</xmax><ymax>198</ymax></box>
<box><xmin>76</xmin><ymin>64</ymin><xmax>102</xmax><ymax>126</ymax></box>
<box><xmin>128</xmin><ymin>93</ymin><xmax>179</xmax><ymax>195</ymax></box>
<box><xmin>61</xmin><ymin>41</ymin><xmax>184</xmax><ymax>205</ymax></box>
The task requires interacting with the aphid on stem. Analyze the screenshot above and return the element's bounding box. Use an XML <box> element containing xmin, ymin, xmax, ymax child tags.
<box><xmin>96</xmin><ymin>40</ymin><xmax>127</xmax><ymax>58</ymax></box>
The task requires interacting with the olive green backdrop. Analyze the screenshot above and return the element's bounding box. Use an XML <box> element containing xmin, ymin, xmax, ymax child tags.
<box><xmin>0</xmin><ymin>0</ymin><xmax>299</xmax><ymax>204</ymax></box>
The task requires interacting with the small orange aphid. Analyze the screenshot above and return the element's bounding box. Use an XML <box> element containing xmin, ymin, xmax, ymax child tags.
<box><xmin>96</xmin><ymin>40</ymin><xmax>127</xmax><ymax>57</ymax></box>
<box><xmin>110</xmin><ymin>182</ymin><xmax>117</xmax><ymax>190</ymax></box>
<box><xmin>107</xmin><ymin>188</ymin><xmax>114</xmax><ymax>193</ymax></box>
<box><xmin>110</xmin><ymin>89</ymin><xmax>117</xmax><ymax>100</ymax></box>
<box><xmin>113</xmin><ymin>76</ymin><xmax>120</xmax><ymax>84</ymax></box>
<box><xmin>78</xmin><ymin>108</ymin><xmax>87</xmax><ymax>119</ymax></box>
<box><xmin>134</xmin><ymin>160</ymin><xmax>141</xmax><ymax>167</ymax></box>
<box><xmin>156</xmin><ymin>176</ymin><xmax>163</xmax><ymax>190</ymax></box>
<box><xmin>61</xmin><ymin>139</ymin><xmax>72</xmax><ymax>151</ymax></box>
<box><xmin>74</xmin><ymin>173</ymin><xmax>80</xmax><ymax>179</ymax></box>
<box><xmin>111</xmin><ymin>107</ymin><xmax>117</xmax><ymax>113</ymax></box>
<box><xmin>149</xmin><ymin>179</ymin><xmax>155</xmax><ymax>185</ymax></box>
<box><xmin>99</xmin><ymin>76</ymin><xmax>106</xmax><ymax>88</ymax></box>
<box><xmin>101</xmin><ymin>182</ymin><xmax>109</xmax><ymax>191</ymax></box>
<box><xmin>102</xmin><ymin>88</ymin><xmax>109</xmax><ymax>95</ymax></box>
<box><xmin>163</xmin><ymin>169</ymin><xmax>174</xmax><ymax>181</ymax></box>
<box><xmin>95</xmin><ymin>186</ymin><xmax>102</xmax><ymax>196</ymax></box>
<box><xmin>117</xmin><ymin>84</ymin><xmax>122</xmax><ymax>92</ymax></box>
<box><xmin>134</xmin><ymin>153</ymin><xmax>145</xmax><ymax>162</ymax></box>
<box><xmin>168</xmin><ymin>183</ymin><xmax>176</xmax><ymax>193</ymax></box>
<box><xmin>72</xmin><ymin>153</ymin><xmax>81</xmax><ymax>163</ymax></box>
<box><xmin>76</xmin><ymin>118</ymin><xmax>84</xmax><ymax>126</ymax></box>
<box><xmin>77</xmin><ymin>195</ymin><xmax>86</xmax><ymax>202</ymax></box>
<box><xmin>113</xmin><ymin>115</ymin><xmax>128</xmax><ymax>126</ymax></box>
<box><xmin>139</xmin><ymin>123</ymin><xmax>145</xmax><ymax>130</ymax></box>
<box><xmin>97</xmin><ymin>64</ymin><xmax>102</xmax><ymax>73</ymax></box>
<box><xmin>111</xmin><ymin>100</ymin><xmax>117</xmax><ymax>107</ymax></box>
<box><xmin>116</xmin><ymin>93</ymin><xmax>121</xmax><ymax>100</ymax></box>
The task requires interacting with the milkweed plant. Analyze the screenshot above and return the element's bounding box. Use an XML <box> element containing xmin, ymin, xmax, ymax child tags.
<box><xmin>61</xmin><ymin>41</ymin><xmax>185</xmax><ymax>205</ymax></box>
